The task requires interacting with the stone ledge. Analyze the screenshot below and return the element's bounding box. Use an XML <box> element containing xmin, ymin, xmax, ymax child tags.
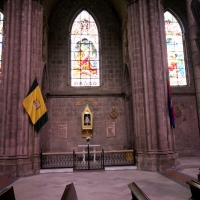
<box><xmin>40</xmin><ymin>168</ymin><xmax>73</xmax><ymax>174</ymax></box>
<box><xmin>105</xmin><ymin>166</ymin><xmax>137</xmax><ymax>171</ymax></box>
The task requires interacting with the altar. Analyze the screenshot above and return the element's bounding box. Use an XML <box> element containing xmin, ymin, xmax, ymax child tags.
<box><xmin>78</xmin><ymin>144</ymin><xmax>100</xmax><ymax>163</ymax></box>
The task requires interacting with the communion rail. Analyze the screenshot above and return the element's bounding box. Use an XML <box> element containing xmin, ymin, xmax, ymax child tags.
<box><xmin>40</xmin><ymin>149</ymin><xmax>135</xmax><ymax>170</ymax></box>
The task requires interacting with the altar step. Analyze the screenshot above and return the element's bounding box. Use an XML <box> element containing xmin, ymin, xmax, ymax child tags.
<box><xmin>105</xmin><ymin>166</ymin><xmax>137</xmax><ymax>171</ymax></box>
<box><xmin>40</xmin><ymin>168</ymin><xmax>73</xmax><ymax>174</ymax></box>
<box><xmin>40</xmin><ymin>166</ymin><xmax>137</xmax><ymax>174</ymax></box>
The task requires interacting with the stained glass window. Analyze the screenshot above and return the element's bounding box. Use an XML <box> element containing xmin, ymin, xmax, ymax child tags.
<box><xmin>164</xmin><ymin>11</ymin><xmax>187</xmax><ymax>86</ymax></box>
<box><xmin>71</xmin><ymin>10</ymin><xmax>99</xmax><ymax>87</ymax></box>
<box><xmin>0</xmin><ymin>12</ymin><xmax>3</xmax><ymax>75</ymax></box>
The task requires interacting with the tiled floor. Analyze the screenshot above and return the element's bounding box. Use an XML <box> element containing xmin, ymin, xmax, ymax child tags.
<box><xmin>0</xmin><ymin>157</ymin><xmax>199</xmax><ymax>200</ymax></box>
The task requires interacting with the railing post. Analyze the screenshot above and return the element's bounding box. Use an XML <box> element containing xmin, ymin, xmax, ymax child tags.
<box><xmin>40</xmin><ymin>150</ymin><xmax>43</xmax><ymax>169</ymax></box>
<box><xmin>102</xmin><ymin>149</ymin><xmax>104</xmax><ymax>169</ymax></box>
<box><xmin>133</xmin><ymin>149</ymin><xmax>136</xmax><ymax>165</ymax></box>
<box><xmin>73</xmin><ymin>150</ymin><xmax>76</xmax><ymax>170</ymax></box>
<box><xmin>87</xmin><ymin>144</ymin><xmax>90</xmax><ymax>170</ymax></box>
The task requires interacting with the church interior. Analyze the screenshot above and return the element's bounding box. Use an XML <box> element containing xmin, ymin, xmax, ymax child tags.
<box><xmin>0</xmin><ymin>0</ymin><xmax>199</xmax><ymax>183</ymax></box>
<box><xmin>1</xmin><ymin>0</ymin><xmax>200</xmax><ymax>199</ymax></box>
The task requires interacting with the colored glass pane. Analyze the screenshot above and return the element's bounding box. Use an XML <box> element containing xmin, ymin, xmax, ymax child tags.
<box><xmin>164</xmin><ymin>11</ymin><xmax>187</xmax><ymax>86</ymax></box>
<box><xmin>0</xmin><ymin>12</ymin><xmax>3</xmax><ymax>75</ymax></box>
<box><xmin>71</xmin><ymin>10</ymin><xmax>99</xmax><ymax>87</ymax></box>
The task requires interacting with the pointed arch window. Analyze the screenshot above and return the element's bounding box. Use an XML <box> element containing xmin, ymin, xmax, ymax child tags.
<box><xmin>71</xmin><ymin>10</ymin><xmax>99</xmax><ymax>87</ymax></box>
<box><xmin>0</xmin><ymin>12</ymin><xmax>3</xmax><ymax>75</ymax></box>
<box><xmin>164</xmin><ymin>11</ymin><xmax>187</xmax><ymax>86</ymax></box>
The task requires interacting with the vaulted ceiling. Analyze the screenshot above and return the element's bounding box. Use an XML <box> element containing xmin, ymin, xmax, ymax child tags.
<box><xmin>0</xmin><ymin>0</ymin><xmax>187</xmax><ymax>27</ymax></box>
<box><xmin>42</xmin><ymin>0</ymin><xmax>127</xmax><ymax>25</ymax></box>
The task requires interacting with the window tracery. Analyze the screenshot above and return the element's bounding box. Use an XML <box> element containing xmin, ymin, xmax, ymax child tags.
<box><xmin>164</xmin><ymin>11</ymin><xmax>187</xmax><ymax>86</ymax></box>
<box><xmin>71</xmin><ymin>10</ymin><xmax>99</xmax><ymax>87</ymax></box>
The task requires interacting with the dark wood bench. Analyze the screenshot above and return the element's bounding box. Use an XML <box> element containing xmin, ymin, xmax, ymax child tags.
<box><xmin>186</xmin><ymin>180</ymin><xmax>200</xmax><ymax>200</ymax></box>
<box><xmin>60</xmin><ymin>183</ymin><xmax>77</xmax><ymax>200</ymax></box>
<box><xmin>0</xmin><ymin>186</ymin><xmax>16</xmax><ymax>200</ymax></box>
<box><xmin>128</xmin><ymin>182</ymin><xmax>150</xmax><ymax>200</ymax></box>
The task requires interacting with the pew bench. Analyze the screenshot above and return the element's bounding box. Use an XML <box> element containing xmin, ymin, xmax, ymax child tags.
<box><xmin>0</xmin><ymin>186</ymin><xmax>16</xmax><ymax>200</ymax></box>
<box><xmin>128</xmin><ymin>182</ymin><xmax>150</xmax><ymax>200</ymax></box>
<box><xmin>60</xmin><ymin>183</ymin><xmax>77</xmax><ymax>200</ymax></box>
<box><xmin>186</xmin><ymin>180</ymin><xmax>200</xmax><ymax>200</ymax></box>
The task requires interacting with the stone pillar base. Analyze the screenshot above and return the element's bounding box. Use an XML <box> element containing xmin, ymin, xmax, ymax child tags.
<box><xmin>137</xmin><ymin>151</ymin><xmax>180</xmax><ymax>171</ymax></box>
<box><xmin>0</xmin><ymin>156</ymin><xmax>40</xmax><ymax>177</ymax></box>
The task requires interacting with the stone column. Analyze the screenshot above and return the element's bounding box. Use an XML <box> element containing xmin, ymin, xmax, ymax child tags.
<box><xmin>127</xmin><ymin>0</ymin><xmax>146</xmax><ymax>156</ymax></box>
<box><xmin>127</xmin><ymin>0</ymin><xmax>178</xmax><ymax>171</ymax></box>
<box><xmin>0</xmin><ymin>0</ymin><xmax>43</xmax><ymax>177</ymax></box>
<box><xmin>187</xmin><ymin>0</ymin><xmax>200</xmax><ymax>131</ymax></box>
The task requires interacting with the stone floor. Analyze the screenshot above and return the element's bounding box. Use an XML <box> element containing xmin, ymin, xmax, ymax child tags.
<box><xmin>0</xmin><ymin>157</ymin><xmax>200</xmax><ymax>200</ymax></box>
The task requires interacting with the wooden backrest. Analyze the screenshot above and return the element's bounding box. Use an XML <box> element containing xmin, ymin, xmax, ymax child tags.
<box><xmin>186</xmin><ymin>180</ymin><xmax>200</xmax><ymax>189</ymax></box>
<box><xmin>128</xmin><ymin>182</ymin><xmax>150</xmax><ymax>200</ymax></box>
<box><xmin>0</xmin><ymin>186</ymin><xmax>16</xmax><ymax>200</ymax></box>
<box><xmin>186</xmin><ymin>180</ymin><xmax>200</xmax><ymax>200</ymax></box>
<box><xmin>60</xmin><ymin>183</ymin><xmax>78</xmax><ymax>200</ymax></box>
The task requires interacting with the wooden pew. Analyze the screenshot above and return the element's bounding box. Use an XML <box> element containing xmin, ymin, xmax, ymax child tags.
<box><xmin>60</xmin><ymin>183</ymin><xmax>78</xmax><ymax>200</ymax></box>
<box><xmin>186</xmin><ymin>180</ymin><xmax>200</xmax><ymax>200</ymax></box>
<box><xmin>128</xmin><ymin>182</ymin><xmax>150</xmax><ymax>200</ymax></box>
<box><xmin>0</xmin><ymin>186</ymin><xmax>16</xmax><ymax>200</ymax></box>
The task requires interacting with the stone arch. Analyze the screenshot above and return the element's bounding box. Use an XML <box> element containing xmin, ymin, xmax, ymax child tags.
<box><xmin>47</xmin><ymin>0</ymin><xmax>122</xmax><ymax>93</ymax></box>
<box><xmin>45</xmin><ymin>0</ymin><xmax>124</xmax><ymax>153</ymax></box>
<box><xmin>164</xmin><ymin>10</ymin><xmax>188</xmax><ymax>86</ymax></box>
<box><xmin>70</xmin><ymin>9</ymin><xmax>100</xmax><ymax>87</ymax></box>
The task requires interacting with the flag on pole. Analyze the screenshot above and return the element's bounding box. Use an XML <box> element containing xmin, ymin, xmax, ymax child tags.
<box><xmin>168</xmin><ymin>81</ymin><xmax>175</xmax><ymax>128</ymax></box>
<box><xmin>23</xmin><ymin>78</ymin><xmax>48</xmax><ymax>132</ymax></box>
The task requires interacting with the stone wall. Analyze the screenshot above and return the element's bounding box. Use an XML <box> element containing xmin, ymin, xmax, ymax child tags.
<box><xmin>48</xmin><ymin>0</ymin><xmax>122</xmax><ymax>94</ymax></box>
<box><xmin>41</xmin><ymin>0</ymin><xmax>132</xmax><ymax>152</ymax></box>
<box><xmin>0</xmin><ymin>0</ymin><xmax>43</xmax><ymax>177</ymax></box>
<box><xmin>165</xmin><ymin>0</ymin><xmax>200</xmax><ymax>157</ymax></box>
<box><xmin>40</xmin><ymin>97</ymin><xmax>127</xmax><ymax>152</ymax></box>
<box><xmin>44</xmin><ymin>0</ymin><xmax>200</xmax><ymax>158</ymax></box>
<box><xmin>0</xmin><ymin>3</ymin><xmax>3</xmax><ymax>129</ymax></box>
<box><xmin>0</xmin><ymin>80</ymin><xmax>3</xmax><ymax>135</ymax></box>
<box><xmin>173</xmin><ymin>95</ymin><xmax>200</xmax><ymax>156</ymax></box>
<box><xmin>0</xmin><ymin>0</ymin><xmax>199</xmax><ymax>177</ymax></box>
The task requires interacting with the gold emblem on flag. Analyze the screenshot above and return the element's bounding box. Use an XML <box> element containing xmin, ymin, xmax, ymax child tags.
<box><xmin>33</xmin><ymin>99</ymin><xmax>41</xmax><ymax>110</ymax></box>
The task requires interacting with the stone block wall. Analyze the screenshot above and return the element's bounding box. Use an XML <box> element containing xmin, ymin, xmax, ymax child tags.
<box><xmin>40</xmin><ymin>97</ymin><xmax>126</xmax><ymax>152</ymax></box>
<box><xmin>173</xmin><ymin>95</ymin><xmax>200</xmax><ymax>156</ymax></box>
<box><xmin>48</xmin><ymin>0</ymin><xmax>122</xmax><ymax>94</ymax></box>
<box><xmin>42</xmin><ymin>0</ymin><xmax>129</xmax><ymax>152</ymax></box>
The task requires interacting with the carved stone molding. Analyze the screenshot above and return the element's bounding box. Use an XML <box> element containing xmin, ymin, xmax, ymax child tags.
<box><xmin>110</xmin><ymin>107</ymin><xmax>118</xmax><ymax>119</ymax></box>
<box><xmin>75</xmin><ymin>98</ymin><xmax>98</xmax><ymax>106</ymax></box>
<box><xmin>174</xmin><ymin>106</ymin><xmax>182</xmax><ymax>118</ymax></box>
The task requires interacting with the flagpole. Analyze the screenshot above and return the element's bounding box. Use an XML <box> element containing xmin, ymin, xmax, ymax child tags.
<box><xmin>172</xmin><ymin>128</ymin><xmax>176</xmax><ymax>152</ymax></box>
<box><xmin>32</xmin><ymin>124</ymin><xmax>35</xmax><ymax>170</ymax></box>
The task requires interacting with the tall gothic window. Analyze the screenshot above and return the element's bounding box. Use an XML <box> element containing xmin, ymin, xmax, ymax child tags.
<box><xmin>71</xmin><ymin>10</ymin><xmax>99</xmax><ymax>87</ymax></box>
<box><xmin>164</xmin><ymin>11</ymin><xmax>187</xmax><ymax>86</ymax></box>
<box><xmin>0</xmin><ymin>12</ymin><xmax>3</xmax><ymax>75</ymax></box>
